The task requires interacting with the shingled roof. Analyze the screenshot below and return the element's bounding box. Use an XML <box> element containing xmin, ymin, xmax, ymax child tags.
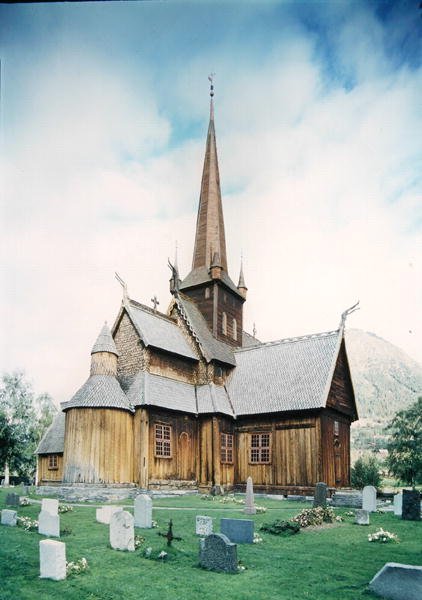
<box><xmin>125</xmin><ymin>300</ymin><xmax>199</xmax><ymax>361</ymax></box>
<box><xmin>180</xmin><ymin>266</ymin><xmax>241</xmax><ymax>297</ymax></box>
<box><xmin>91</xmin><ymin>322</ymin><xmax>119</xmax><ymax>356</ymax></box>
<box><xmin>36</xmin><ymin>411</ymin><xmax>66</xmax><ymax>454</ymax></box>
<box><xmin>175</xmin><ymin>294</ymin><xmax>236</xmax><ymax>366</ymax></box>
<box><xmin>228</xmin><ymin>330</ymin><xmax>342</xmax><ymax>416</ymax></box>
<box><xmin>62</xmin><ymin>375</ymin><xmax>133</xmax><ymax>412</ymax></box>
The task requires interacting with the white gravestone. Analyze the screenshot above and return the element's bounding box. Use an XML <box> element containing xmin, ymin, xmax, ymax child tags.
<box><xmin>362</xmin><ymin>486</ymin><xmax>377</xmax><ymax>513</ymax></box>
<box><xmin>96</xmin><ymin>505</ymin><xmax>122</xmax><ymax>525</ymax></box>
<box><xmin>393</xmin><ymin>493</ymin><xmax>403</xmax><ymax>516</ymax></box>
<box><xmin>41</xmin><ymin>498</ymin><xmax>59</xmax><ymax>515</ymax></box>
<box><xmin>355</xmin><ymin>509</ymin><xmax>370</xmax><ymax>525</ymax></box>
<box><xmin>196</xmin><ymin>515</ymin><xmax>213</xmax><ymax>536</ymax></box>
<box><xmin>38</xmin><ymin>510</ymin><xmax>60</xmax><ymax>537</ymax></box>
<box><xmin>134</xmin><ymin>495</ymin><xmax>152</xmax><ymax>528</ymax></box>
<box><xmin>39</xmin><ymin>539</ymin><xmax>66</xmax><ymax>581</ymax></box>
<box><xmin>1</xmin><ymin>509</ymin><xmax>17</xmax><ymax>526</ymax></box>
<box><xmin>244</xmin><ymin>476</ymin><xmax>257</xmax><ymax>515</ymax></box>
<box><xmin>110</xmin><ymin>510</ymin><xmax>135</xmax><ymax>552</ymax></box>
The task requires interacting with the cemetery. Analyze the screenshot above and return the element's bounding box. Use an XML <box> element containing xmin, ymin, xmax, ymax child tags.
<box><xmin>0</xmin><ymin>485</ymin><xmax>421</xmax><ymax>600</ymax></box>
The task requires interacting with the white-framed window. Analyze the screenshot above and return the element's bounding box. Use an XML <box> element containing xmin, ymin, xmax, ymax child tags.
<box><xmin>155</xmin><ymin>424</ymin><xmax>172</xmax><ymax>458</ymax></box>
<box><xmin>250</xmin><ymin>433</ymin><xmax>271</xmax><ymax>464</ymax></box>
<box><xmin>48</xmin><ymin>454</ymin><xmax>59</xmax><ymax>470</ymax></box>
<box><xmin>221</xmin><ymin>433</ymin><xmax>234</xmax><ymax>464</ymax></box>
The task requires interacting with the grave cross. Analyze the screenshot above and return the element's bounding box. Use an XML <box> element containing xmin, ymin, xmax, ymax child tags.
<box><xmin>158</xmin><ymin>519</ymin><xmax>182</xmax><ymax>547</ymax></box>
<box><xmin>151</xmin><ymin>295</ymin><xmax>160</xmax><ymax>312</ymax></box>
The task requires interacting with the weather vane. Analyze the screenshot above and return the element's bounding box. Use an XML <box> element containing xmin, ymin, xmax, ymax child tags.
<box><xmin>208</xmin><ymin>73</ymin><xmax>215</xmax><ymax>97</ymax></box>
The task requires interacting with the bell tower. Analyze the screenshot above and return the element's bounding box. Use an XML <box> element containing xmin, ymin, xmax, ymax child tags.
<box><xmin>179</xmin><ymin>78</ymin><xmax>246</xmax><ymax>347</ymax></box>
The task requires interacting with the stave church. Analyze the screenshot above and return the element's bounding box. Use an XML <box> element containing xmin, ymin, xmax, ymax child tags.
<box><xmin>37</xmin><ymin>83</ymin><xmax>358</xmax><ymax>495</ymax></box>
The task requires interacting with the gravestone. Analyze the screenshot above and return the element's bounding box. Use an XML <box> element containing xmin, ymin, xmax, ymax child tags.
<box><xmin>331</xmin><ymin>490</ymin><xmax>362</xmax><ymax>508</ymax></box>
<box><xmin>1</xmin><ymin>509</ymin><xmax>17</xmax><ymax>526</ymax></box>
<box><xmin>39</xmin><ymin>539</ymin><xmax>66</xmax><ymax>581</ymax></box>
<box><xmin>96</xmin><ymin>505</ymin><xmax>122</xmax><ymax>525</ymax></box>
<box><xmin>134</xmin><ymin>495</ymin><xmax>152</xmax><ymax>528</ymax></box>
<box><xmin>355</xmin><ymin>509</ymin><xmax>370</xmax><ymax>525</ymax></box>
<box><xmin>196</xmin><ymin>515</ymin><xmax>213</xmax><ymax>536</ymax></box>
<box><xmin>6</xmin><ymin>493</ymin><xmax>20</xmax><ymax>506</ymax></box>
<box><xmin>38</xmin><ymin>510</ymin><xmax>60</xmax><ymax>537</ymax></box>
<box><xmin>244</xmin><ymin>477</ymin><xmax>256</xmax><ymax>515</ymax></box>
<box><xmin>42</xmin><ymin>498</ymin><xmax>59</xmax><ymax>516</ymax></box>
<box><xmin>362</xmin><ymin>486</ymin><xmax>377</xmax><ymax>512</ymax></box>
<box><xmin>393</xmin><ymin>493</ymin><xmax>402</xmax><ymax>517</ymax></box>
<box><xmin>369</xmin><ymin>562</ymin><xmax>422</xmax><ymax>600</ymax></box>
<box><xmin>402</xmin><ymin>489</ymin><xmax>421</xmax><ymax>521</ymax></box>
<box><xmin>313</xmin><ymin>482</ymin><xmax>328</xmax><ymax>508</ymax></box>
<box><xmin>199</xmin><ymin>533</ymin><xmax>238</xmax><ymax>573</ymax></box>
<box><xmin>220</xmin><ymin>518</ymin><xmax>254</xmax><ymax>543</ymax></box>
<box><xmin>110</xmin><ymin>510</ymin><xmax>135</xmax><ymax>551</ymax></box>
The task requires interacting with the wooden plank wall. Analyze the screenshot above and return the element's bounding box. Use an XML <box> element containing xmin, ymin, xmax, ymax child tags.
<box><xmin>320</xmin><ymin>414</ymin><xmax>350</xmax><ymax>487</ymax></box>
<box><xmin>326</xmin><ymin>341</ymin><xmax>357</xmax><ymax>419</ymax></box>
<box><xmin>149</xmin><ymin>349</ymin><xmax>196</xmax><ymax>383</ymax></box>
<box><xmin>37</xmin><ymin>455</ymin><xmax>64</xmax><ymax>483</ymax></box>
<box><xmin>63</xmin><ymin>408</ymin><xmax>134</xmax><ymax>484</ymax></box>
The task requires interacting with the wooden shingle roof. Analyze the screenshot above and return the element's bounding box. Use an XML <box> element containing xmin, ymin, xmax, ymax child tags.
<box><xmin>36</xmin><ymin>411</ymin><xmax>66</xmax><ymax>454</ymax></box>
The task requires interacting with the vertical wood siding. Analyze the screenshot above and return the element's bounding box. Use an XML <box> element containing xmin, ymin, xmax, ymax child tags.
<box><xmin>37</xmin><ymin>455</ymin><xmax>64</xmax><ymax>483</ymax></box>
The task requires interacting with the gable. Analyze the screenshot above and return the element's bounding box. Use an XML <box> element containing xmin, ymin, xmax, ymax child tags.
<box><xmin>326</xmin><ymin>339</ymin><xmax>358</xmax><ymax>420</ymax></box>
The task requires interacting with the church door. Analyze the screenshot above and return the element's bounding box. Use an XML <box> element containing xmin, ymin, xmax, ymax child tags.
<box><xmin>178</xmin><ymin>432</ymin><xmax>191</xmax><ymax>480</ymax></box>
<box><xmin>334</xmin><ymin>439</ymin><xmax>342</xmax><ymax>486</ymax></box>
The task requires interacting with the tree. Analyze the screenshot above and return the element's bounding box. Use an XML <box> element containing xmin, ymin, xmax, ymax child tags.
<box><xmin>386</xmin><ymin>397</ymin><xmax>422</xmax><ymax>487</ymax></box>
<box><xmin>351</xmin><ymin>454</ymin><xmax>381</xmax><ymax>489</ymax></box>
<box><xmin>0</xmin><ymin>372</ymin><xmax>57</xmax><ymax>480</ymax></box>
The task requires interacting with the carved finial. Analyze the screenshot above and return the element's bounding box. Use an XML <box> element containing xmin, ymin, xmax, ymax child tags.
<box><xmin>168</xmin><ymin>258</ymin><xmax>180</xmax><ymax>294</ymax></box>
<box><xmin>115</xmin><ymin>272</ymin><xmax>128</xmax><ymax>304</ymax></box>
<box><xmin>253</xmin><ymin>323</ymin><xmax>257</xmax><ymax>338</ymax></box>
<box><xmin>208</xmin><ymin>73</ymin><xmax>215</xmax><ymax>120</ymax></box>
<box><xmin>339</xmin><ymin>301</ymin><xmax>360</xmax><ymax>330</ymax></box>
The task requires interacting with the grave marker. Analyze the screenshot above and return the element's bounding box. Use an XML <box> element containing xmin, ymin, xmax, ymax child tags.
<box><xmin>220</xmin><ymin>518</ymin><xmax>254</xmax><ymax>543</ymax></box>
<box><xmin>110</xmin><ymin>510</ymin><xmax>135</xmax><ymax>551</ymax></box>
<box><xmin>96</xmin><ymin>505</ymin><xmax>122</xmax><ymax>525</ymax></box>
<box><xmin>42</xmin><ymin>498</ymin><xmax>59</xmax><ymax>516</ymax></box>
<box><xmin>393</xmin><ymin>493</ymin><xmax>402</xmax><ymax>516</ymax></box>
<box><xmin>6</xmin><ymin>493</ymin><xmax>20</xmax><ymax>506</ymax></box>
<box><xmin>199</xmin><ymin>533</ymin><xmax>238</xmax><ymax>573</ymax></box>
<box><xmin>134</xmin><ymin>495</ymin><xmax>152</xmax><ymax>528</ymax></box>
<box><xmin>39</xmin><ymin>540</ymin><xmax>66</xmax><ymax>581</ymax></box>
<box><xmin>244</xmin><ymin>477</ymin><xmax>256</xmax><ymax>515</ymax></box>
<box><xmin>369</xmin><ymin>562</ymin><xmax>422</xmax><ymax>600</ymax></box>
<box><xmin>362</xmin><ymin>486</ymin><xmax>377</xmax><ymax>512</ymax></box>
<box><xmin>38</xmin><ymin>510</ymin><xmax>60</xmax><ymax>537</ymax></box>
<box><xmin>355</xmin><ymin>509</ymin><xmax>370</xmax><ymax>525</ymax></box>
<box><xmin>1</xmin><ymin>509</ymin><xmax>17</xmax><ymax>526</ymax></box>
<box><xmin>196</xmin><ymin>515</ymin><xmax>213</xmax><ymax>536</ymax></box>
<box><xmin>402</xmin><ymin>490</ymin><xmax>421</xmax><ymax>521</ymax></box>
<box><xmin>313</xmin><ymin>482</ymin><xmax>328</xmax><ymax>508</ymax></box>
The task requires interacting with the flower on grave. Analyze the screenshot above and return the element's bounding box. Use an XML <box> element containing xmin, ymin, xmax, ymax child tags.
<box><xmin>66</xmin><ymin>557</ymin><xmax>89</xmax><ymax>576</ymax></box>
<box><xmin>292</xmin><ymin>506</ymin><xmax>338</xmax><ymax>528</ymax></box>
<box><xmin>151</xmin><ymin>520</ymin><xmax>159</xmax><ymax>528</ymax></box>
<box><xmin>253</xmin><ymin>533</ymin><xmax>263</xmax><ymax>544</ymax></box>
<box><xmin>335</xmin><ymin>515</ymin><xmax>343</xmax><ymax>522</ymax></box>
<box><xmin>344</xmin><ymin>511</ymin><xmax>355</xmax><ymax>517</ymax></box>
<box><xmin>134</xmin><ymin>535</ymin><xmax>146</xmax><ymax>549</ymax></box>
<box><xmin>368</xmin><ymin>528</ymin><xmax>399</xmax><ymax>543</ymax></box>
<box><xmin>58</xmin><ymin>504</ymin><xmax>73</xmax><ymax>513</ymax></box>
<box><xmin>255</xmin><ymin>506</ymin><xmax>267</xmax><ymax>514</ymax></box>
<box><xmin>17</xmin><ymin>516</ymin><xmax>38</xmax><ymax>531</ymax></box>
<box><xmin>158</xmin><ymin>550</ymin><xmax>168</xmax><ymax>560</ymax></box>
<box><xmin>19</xmin><ymin>497</ymin><xmax>31</xmax><ymax>506</ymax></box>
<box><xmin>144</xmin><ymin>547</ymin><xmax>153</xmax><ymax>558</ymax></box>
<box><xmin>238</xmin><ymin>561</ymin><xmax>247</xmax><ymax>572</ymax></box>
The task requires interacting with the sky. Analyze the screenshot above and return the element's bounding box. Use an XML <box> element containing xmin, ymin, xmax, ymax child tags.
<box><xmin>1</xmin><ymin>1</ymin><xmax>421</xmax><ymax>405</ymax></box>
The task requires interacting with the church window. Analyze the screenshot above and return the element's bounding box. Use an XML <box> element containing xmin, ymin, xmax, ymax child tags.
<box><xmin>334</xmin><ymin>421</ymin><xmax>340</xmax><ymax>436</ymax></box>
<box><xmin>205</xmin><ymin>287</ymin><xmax>210</xmax><ymax>299</ymax></box>
<box><xmin>221</xmin><ymin>433</ymin><xmax>233</xmax><ymax>463</ymax></box>
<box><xmin>250</xmin><ymin>433</ymin><xmax>271</xmax><ymax>464</ymax></box>
<box><xmin>48</xmin><ymin>454</ymin><xmax>58</xmax><ymax>470</ymax></box>
<box><xmin>155</xmin><ymin>424</ymin><xmax>172</xmax><ymax>458</ymax></box>
<box><xmin>222</xmin><ymin>312</ymin><xmax>227</xmax><ymax>335</ymax></box>
<box><xmin>232</xmin><ymin>318</ymin><xmax>237</xmax><ymax>341</ymax></box>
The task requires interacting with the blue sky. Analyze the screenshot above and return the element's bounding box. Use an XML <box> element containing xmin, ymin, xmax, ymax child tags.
<box><xmin>1</xmin><ymin>1</ymin><xmax>421</xmax><ymax>403</ymax></box>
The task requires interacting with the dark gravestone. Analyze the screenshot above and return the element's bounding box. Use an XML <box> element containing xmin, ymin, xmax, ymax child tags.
<box><xmin>6</xmin><ymin>493</ymin><xmax>20</xmax><ymax>507</ymax></box>
<box><xmin>402</xmin><ymin>490</ymin><xmax>421</xmax><ymax>521</ymax></box>
<box><xmin>220</xmin><ymin>518</ymin><xmax>254</xmax><ymax>544</ymax></box>
<box><xmin>199</xmin><ymin>533</ymin><xmax>238</xmax><ymax>574</ymax></box>
<box><xmin>313</xmin><ymin>482</ymin><xmax>328</xmax><ymax>508</ymax></box>
<box><xmin>369</xmin><ymin>562</ymin><xmax>422</xmax><ymax>600</ymax></box>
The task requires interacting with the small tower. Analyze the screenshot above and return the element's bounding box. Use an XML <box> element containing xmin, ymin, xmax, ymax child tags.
<box><xmin>237</xmin><ymin>258</ymin><xmax>247</xmax><ymax>299</ymax></box>
<box><xmin>90</xmin><ymin>322</ymin><xmax>119</xmax><ymax>376</ymax></box>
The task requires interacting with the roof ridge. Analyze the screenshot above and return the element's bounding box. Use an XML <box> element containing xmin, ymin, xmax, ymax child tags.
<box><xmin>129</xmin><ymin>299</ymin><xmax>175</xmax><ymax>323</ymax></box>
<box><xmin>234</xmin><ymin>329</ymin><xmax>340</xmax><ymax>353</ymax></box>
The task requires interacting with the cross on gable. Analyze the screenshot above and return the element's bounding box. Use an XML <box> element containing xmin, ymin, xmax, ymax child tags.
<box><xmin>151</xmin><ymin>295</ymin><xmax>160</xmax><ymax>312</ymax></box>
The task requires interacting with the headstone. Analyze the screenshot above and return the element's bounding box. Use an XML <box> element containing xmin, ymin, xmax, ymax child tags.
<box><xmin>1</xmin><ymin>509</ymin><xmax>17</xmax><ymax>526</ymax></box>
<box><xmin>39</xmin><ymin>539</ymin><xmax>66</xmax><ymax>581</ymax></box>
<box><xmin>244</xmin><ymin>476</ymin><xmax>256</xmax><ymax>515</ymax></box>
<box><xmin>354</xmin><ymin>509</ymin><xmax>370</xmax><ymax>525</ymax></box>
<box><xmin>41</xmin><ymin>498</ymin><xmax>59</xmax><ymax>516</ymax></box>
<box><xmin>313</xmin><ymin>482</ymin><xmax>328</xmax><ymax>508</ymax></box>
<box><xmin>38</xmin><ymin>510</ymin><xmax>60</xmax><ymax>537</ymax></box>
<box><xmin>199</xmin><ymin>533</ymin><xmax>238</xmax><ymax>573</ymax></box>
<box><xmin>369</xmin><ymin>562</ymin><xmax>422</xmax><ymax>600</ymax></box>
<box><xmin>362</xmin><ymin>486</ymin><xmax>377</xmax><ymax>512</ymax></box>
<box><xmin>134</xmin><ymin>495</ymin><xmax>152</xmax><ymax>528</ymax></box>
<box><xmin>331</xmin><ymin>490</ymin><xmax>362</xmax><ymax>508</ymax></box>
<box><xmin>402</xmin><ymin>489</ymin><xmax>421</xmax><ymax>521</ymax></box>
<box><xmin>6</xmin><ymin>493</ymin><xmax>20</xmax><ymax>506</ymax></box>
<box><xmin>220</xmin><ymin>518</ymin><xmax>254</xmax><ymax>543</ymax></box>
<box><xmin>110</xmin><ymin>510</ymin><xmax>135</xmax><ymax>551</ymax></box>
<box><xmin>196</xmin><ymin>515</ymin><xmax>213</xmax><ymax>536</ymax></box>
<box><xmin>393</xmin><ymin>493</ymin><xmax>403</xmax><ymax>517</ymax></box>
<box><xmin>96</xmin><ymin>505</ymin><xmax>122</xmax><ymax>525</ymax></box>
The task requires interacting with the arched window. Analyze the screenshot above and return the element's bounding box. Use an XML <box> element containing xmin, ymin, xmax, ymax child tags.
<box><xmin>222</xmin><ymin>312</ymin><xmax>227</xmax><ymax>335</ymax></box>
<box><xmin>232</xmin><ymin>318</ymin><xmax>237</xmax><ymax>341</ymax></box>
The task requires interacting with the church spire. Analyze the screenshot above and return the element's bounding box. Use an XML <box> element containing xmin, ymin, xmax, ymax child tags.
<box><xmin>191</xmin><ymin>76</ymin><xmax>228</xmax><ymax>272</ymax></box>
<box><xmin>237</xmin><ymin>256</ymin><xmax>247</xmax><ymax>299</ymax></box>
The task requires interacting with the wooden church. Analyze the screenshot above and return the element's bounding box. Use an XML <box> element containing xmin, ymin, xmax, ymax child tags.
<box><xmin>37</xmin><ymin>84</ymin><xmax>358</xmax><ymax>494</ymax></box>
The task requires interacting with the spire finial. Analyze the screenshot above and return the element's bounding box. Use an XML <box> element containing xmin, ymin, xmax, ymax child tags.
<box><xmin>339</xmin><ymin>301</ymin><xmax>360</xmax><ymax>330</ymax></box>
<box><xmin>208</xmin><ymin>73</ymin><xmax>215</xmax><ymax>120</ymax></box>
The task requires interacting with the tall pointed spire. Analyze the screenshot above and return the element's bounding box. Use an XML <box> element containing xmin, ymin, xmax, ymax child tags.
<box><xmin>191</xmin><ymin>76</ymin><xmax>228</xmax><ymax>272</ymax></box>
<box><xmin>237</xmin><ymin>255</ymin><xmax>247</xmax><ymax>299</ymax></box>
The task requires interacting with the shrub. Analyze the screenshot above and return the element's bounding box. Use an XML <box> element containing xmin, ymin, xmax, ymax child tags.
<box><xmin>260</xmin><ymin>519</ymin><xmax>300</xmax><ymax>536</ymax></box>
<box><xmin>351</xmin><ymin>455</ymin><xmax>381</xmax><ymax>489</ymax></box>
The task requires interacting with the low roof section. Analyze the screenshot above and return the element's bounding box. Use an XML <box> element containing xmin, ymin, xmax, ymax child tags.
<box><xmin>61</xmin><ymin>374</ymin><xmax>133</xmax><ymax>413</ymax></box>
<box><xmin>36</xmin><ymin>411</ymin><xmax>66</xmax><ymax>455</ymax></box>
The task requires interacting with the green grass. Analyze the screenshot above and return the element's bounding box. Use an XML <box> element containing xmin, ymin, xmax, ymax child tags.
<box><xmin>0</xmin><ymin>488</ymin><xmax>420</xmax><ymax>600</ymax></box>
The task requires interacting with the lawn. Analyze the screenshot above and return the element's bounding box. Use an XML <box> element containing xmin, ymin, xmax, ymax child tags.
<box><xmin>0</xmin><ymin>488</ymin><xmax>420</xmax><ymax>600</ymax></box>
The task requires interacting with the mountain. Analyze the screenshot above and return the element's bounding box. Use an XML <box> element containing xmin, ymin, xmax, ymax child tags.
<box><xmin>345</xmin><ymin>329</ymin><xmax>422</xmax><ymax>421</ymax></box>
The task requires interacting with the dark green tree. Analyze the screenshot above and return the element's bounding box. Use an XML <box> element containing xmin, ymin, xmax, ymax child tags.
<box><xmin>351</xmin><ymin>454</ymin><xmax>381</xmax><ymax>489</ymax></box>
<box><xmin>0</xmin><ymin>372</ymin><xmax>57</xmax><ymax>480</ymax></box>
<box><xmin>386</xmin><ymin>397</ymin><xmax>422</xmax><ymax>487</ymax></box>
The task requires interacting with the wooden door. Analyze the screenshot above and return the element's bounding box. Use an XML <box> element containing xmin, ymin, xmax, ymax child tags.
<box><xmin>178</xmin><ymin>432</ymin><xmax>190</xmax><ymax>480</ymax></box>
